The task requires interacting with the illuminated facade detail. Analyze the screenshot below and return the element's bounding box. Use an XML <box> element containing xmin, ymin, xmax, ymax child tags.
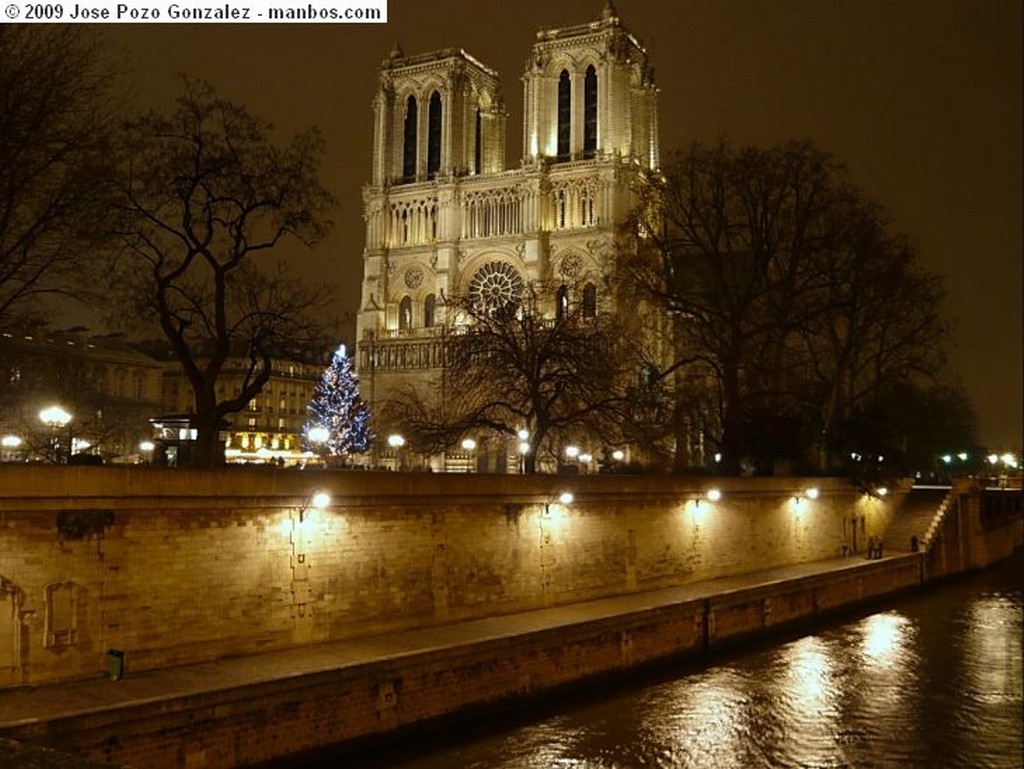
<box><xmin>357</xmin><ymin>3</ymin><xmax>659</xmax><ymax>457</ymax></box>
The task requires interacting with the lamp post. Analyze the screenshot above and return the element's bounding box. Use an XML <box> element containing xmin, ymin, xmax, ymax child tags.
<box><xmin>461</xmin><ymin>437</ymin><xmax>477</xmax><ymax>473</ymax></box>
<box><xmin>39</xmin><ymin>405</ymin><xmax>72</xmax><ymax>463</ymax></box>
<box><xmin>387</xmin><ymin>433</ymin><xmax>406</xmax><ymax>471</ymax></box>
<box><xmin>308</xmin><ymin>425</ymin><xmax>329</xmax><ymax>465</ymax></box>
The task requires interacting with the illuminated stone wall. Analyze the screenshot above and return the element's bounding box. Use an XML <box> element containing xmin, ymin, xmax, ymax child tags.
<box><xmin>0</xmin><ymin>466</ymin><xmax>903</xmax><ymax>688</ymax></box>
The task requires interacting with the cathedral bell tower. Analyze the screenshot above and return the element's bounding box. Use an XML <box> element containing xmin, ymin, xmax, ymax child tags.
<box><xmin>522</xmin><ymin>0</ymin><xmax>658</xmax><ymax>170</ymax></box>
<box><xmin>371</xmin><ymin>46</ymin><xmax>506</xmax><ymax>187</ymax></box>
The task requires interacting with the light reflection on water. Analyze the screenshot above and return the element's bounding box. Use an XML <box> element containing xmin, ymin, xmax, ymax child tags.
<box><xmin>302</xmin><ymin>553</ymin><xmax>1023</xmax><ymax>769</ymax></box>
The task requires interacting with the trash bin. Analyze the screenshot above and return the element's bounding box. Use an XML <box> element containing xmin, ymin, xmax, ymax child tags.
<box><xmin>107</xmin><ymin>649</ymin><xmax>125</xmax><ymax>681</ymax></box>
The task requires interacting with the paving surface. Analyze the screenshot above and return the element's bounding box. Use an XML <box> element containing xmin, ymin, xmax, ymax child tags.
<box><xmin>0</xmin><ymin>553</ymin><xmax>900</xmax><ymax>730</ymax></box>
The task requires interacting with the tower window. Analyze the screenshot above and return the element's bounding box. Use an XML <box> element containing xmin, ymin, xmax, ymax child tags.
<box><xmin>557</xmin><ymin>69</ymin><xmax>571</xmax><ymax>161</ymax></box>
<box><xmin>428</xmin><ymin>91</ymin><xmax>442</xmax><ymax>178</ymax></box>
<box><xmin>475</xmin><ymin>108</ymin><xmax>482</xmax><ymax>174</ymax></box>
<box><xmin>403</xmin><ymin>95</ymin><xmax>417</xmax><ymax>181</ymax></box>
<box><xmin>584</xmin><ymin>65</ymin><xmax>597</xmax><ymax>158</ymax></box>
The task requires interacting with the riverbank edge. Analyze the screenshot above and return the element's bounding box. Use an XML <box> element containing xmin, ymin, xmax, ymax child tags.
<box><xmin>0</xmin><ymin>550</ymin><xmax>953</xmax><ymax>769</ymax></box>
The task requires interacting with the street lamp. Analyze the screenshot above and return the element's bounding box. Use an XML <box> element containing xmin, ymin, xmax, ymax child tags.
<box><xmin>139</xmin><ymin>440</ymin><xmax>155</xmax><ymax>464</ymax></box>
<box><xmin>39</xmin><ymin>405</ymin><xmax>72</xmax><ymax>463</ymax></box>
<box><xmin>387</xmin><ymin>433</ymin><xmax>406</xmax><ymax>470</ymax></box>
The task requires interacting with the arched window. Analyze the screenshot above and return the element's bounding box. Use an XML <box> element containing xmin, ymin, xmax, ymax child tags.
<box><xmin>424</xmin><ymin>293</ymin><xmax>437</xmax><ymax>327</ymax></box>
<box><xmin>474</xmin><ymin>108</ymin><xmax>482</xmax><ymax>174</ymax></box>
<box><xmin>399</xmin><ymin>296</ymin><xmax>413</xmax><ymax>330</ymax></box>
<box><xmin>583</xmin><ymin>282</ymin><xmax>597</xmax><ymax>318</ymax></box>
<box><xmin>584</xmin><ymin>65</ymin><xmax>597</xmax><ymax>158</ymax></box>
<box><xmin>402</xmin><ymin>95</ymin><xmax>417</xmax><ymax>181</ymax></box>
<box><xmin>427</xmin><ymin>91</ymin><xmax>442</xmax><ymax>178</ymax></box>
<box><xmin>557</xmin><ymin>69</ymin><xmax>571</xmax><ymax>161</ymax></box>
<box><xmin>556</xmin><ymin>284</ymin><xmax>569</xmax><ymax>319</ymax></box>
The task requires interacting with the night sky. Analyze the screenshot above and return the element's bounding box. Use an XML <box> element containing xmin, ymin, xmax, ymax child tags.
<box><xmin>104</xmin><ymin>0</ymin><xmax>1022</xmax><ymax>450</ymax></box>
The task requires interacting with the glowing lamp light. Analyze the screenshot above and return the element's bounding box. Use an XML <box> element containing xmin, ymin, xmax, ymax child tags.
<box><xmin>957</xmin><ymin>452</ymin><xmax>968</xmax><ymax>461</ymax></box>
<box><xmin>308</xmin><ymin>426</ymin><xmax>329</xmax><ymax>444</ymax></box>
<box><xmin>579</xmin><ymin>453</ymin><xmax>593</xmax><ymax>463</ymax></box>
<box><xmin>558</xmin><ymin>491</ymin><xmax>574</xmax><ymax>505</ymax></box>
<box><xmin>461</xmin><ymin>438</ymin><xmax>477</xmax><ymax>451</ymax></box>
<box><xmin>39</xmin><ymin>405</ymin><xmax>72</xmax><ymax>428</ymax></box>
<box><xmin>987</xmin><ymin>454</ymin><xmax>999</xmax><ymax>465</ymax></box>
<box><xmin>804</xmin><ymin>487</ymin><xmax>820</xmax><ymax>500</ymax></box>
<box><xmin>139</xmin><ymin>441</ymin><xmax>155</xmax><ymax>452</ymax></box>
<box><xmin>517</xmin><ymin>429</ymin><xmax>530</xmax><ymax>441</ymax></box>
<box><xmin>518</xmin><ymin>441</ymin><xmax>531</xmax><ymax>455</ymax></box>
<box><xmin>876</xmin><ymin>487</ymin><xmax>889</xmax><ymax>497</ymax></box>
<box><xmin>2</xmin><ymin>435</ymin><xmax>22</xmax><ymax>448</ymax></box>
<box><xmin>612</xmin><ymin>449</ymin><xmax>625</xmax><ymax>461</ymax></box>
<box><xmin>706</xmin><ymin>488</ymin><xmax>722</xmax><ymax>503</ymax></box>
<box><xmin>310</xmin><ymin>491</ymin><xmax>331</xmax><ymax>510</ymax></box>
<box><xmin>565</xmin><ymin>445</ymin><xmax>579</xmax><ymax>459</ymax></box>
<box><xmin>387</xmin><ymin>434</ymin><xmax>405</xmax><ymax>448</ymax></box>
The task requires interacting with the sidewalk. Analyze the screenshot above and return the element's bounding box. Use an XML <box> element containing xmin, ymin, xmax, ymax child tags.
<box><xmin>0</xmin><ymin>553</ymin><xmax>894</xmax><ymax>731</ymax></box>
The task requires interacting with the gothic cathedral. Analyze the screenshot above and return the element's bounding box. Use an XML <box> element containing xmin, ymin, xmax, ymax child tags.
<box><xmin>356</xmin><ymin>2</ymin><xmax>659</xmax><ymax>464</ymax></box>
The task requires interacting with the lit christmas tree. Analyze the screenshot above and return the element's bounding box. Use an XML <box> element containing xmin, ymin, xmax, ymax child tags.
<box><xmin>302</xmin><ymin>344</ymin><xmax>373</xmax><ymax>458</ymax></box>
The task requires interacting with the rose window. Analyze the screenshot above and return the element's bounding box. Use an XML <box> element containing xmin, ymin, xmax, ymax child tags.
<box><xmin>404</xmin><ymin>266</ymin><xmax>425</xmax><ymax>290</ymax></box>
<box><xmin>469</xmin><ymin>261</ymin><xmax>523</xmax><ymax>312</ymax></box>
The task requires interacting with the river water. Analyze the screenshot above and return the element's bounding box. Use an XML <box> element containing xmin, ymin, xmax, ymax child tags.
<box><xmin>298</xmin><ymin>553</ymin><xmax>1023</xmax><ymax>769</ymax></box>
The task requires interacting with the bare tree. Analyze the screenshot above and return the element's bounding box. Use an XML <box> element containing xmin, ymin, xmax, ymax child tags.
<box><xmin>0</xmin><ymin>26</ymin><xmax>118</xmax><ymax>332</ymax></box>
<box><xmin>109</xmin><ymin>79</ymin><xmax>335</xmax><ymax>467</ymax></box>
<box><xmin>628</xmin><ymin>139</ymin><xmax>951</xmax><ymax>474</ymax></box>
<box><xmin>384</xmin><ymin>282</ymin><xmax>634</xmax><ymax>473</ymax></box>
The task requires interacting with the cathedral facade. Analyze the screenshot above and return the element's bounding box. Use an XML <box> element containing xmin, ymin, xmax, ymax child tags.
<box><xmin>356</xmin><ymin>2</ymin><xmax>660</xmax><ymax>466</ymax></box>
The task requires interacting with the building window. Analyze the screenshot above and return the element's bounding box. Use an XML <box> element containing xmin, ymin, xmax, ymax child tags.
<box><xmin>583</xmin><ymin>282</ymin><xmax>597</xmax><ymax>318</ymax></box>
<box><xmin>584</xmin><ymin>65</ymin><xmax>597</xmax><ymax>158</ymax></box>
<box><xmin>424</xmin><ymin>293</ymin><xmax>437</xmax><ymax>328</ymax></box>
<box><xmin>403</xmin><ymin>95</ymin><xmax>417</xmax><ymax>181</ymax></box>
<box><xmin>427</xmin><ymin>91</ymin><xmax>442</xmax><ymax>178</ymax></box>
<box><xmin>399</xmin><ymin>296</ymin><xmax>413</xmax><ymax>330</ymax></box>
<box><xmin>556</xmin><ymin>284</ymin><xmax>569</xmax><ymax>319</ymax></box>
<box><xmin>557</xmin><ymin>69</ymin><xmax>571</xmax><ymax>161</ymax></box>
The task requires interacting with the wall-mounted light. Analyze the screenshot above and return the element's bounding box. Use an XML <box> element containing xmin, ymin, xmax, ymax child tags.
<box><xmin>544</xmin><ymin>490</ymin><xmax>574</xmax><ymax>517</ymax></box>
<box><xmin>299</xmin><ymin>490</ymin><xmax>331</xmax><ymax>523</ymax></box>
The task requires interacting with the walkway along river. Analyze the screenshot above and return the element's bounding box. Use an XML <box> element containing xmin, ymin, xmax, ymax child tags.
<box><xmin>270</xmin><ymin>551</ymin><xmax>1024</xmax><ymax>769</ymax></box>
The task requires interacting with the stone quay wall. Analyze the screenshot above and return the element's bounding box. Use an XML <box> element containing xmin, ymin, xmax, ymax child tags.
<box><xmin>3</xmin><ymin>557</ymin><xmax>927</xmax><ymax>769</ymax></box>
<box><xmin>1</xmin><ymin>466</ymin><xmax>903</xmax><ymax>689</ymax></box>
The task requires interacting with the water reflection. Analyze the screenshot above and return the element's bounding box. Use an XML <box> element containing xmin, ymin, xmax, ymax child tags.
<box><xmin>300</xmin><ymin>554</ymin><xmax>1022</xmax><ymax>769</ymax></box>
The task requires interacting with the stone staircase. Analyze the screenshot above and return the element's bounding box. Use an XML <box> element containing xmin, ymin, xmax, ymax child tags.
<box><xmin>883</xmin><ymin>486</ymin><xmax>953</xmax><ymax>553</ymax></box>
